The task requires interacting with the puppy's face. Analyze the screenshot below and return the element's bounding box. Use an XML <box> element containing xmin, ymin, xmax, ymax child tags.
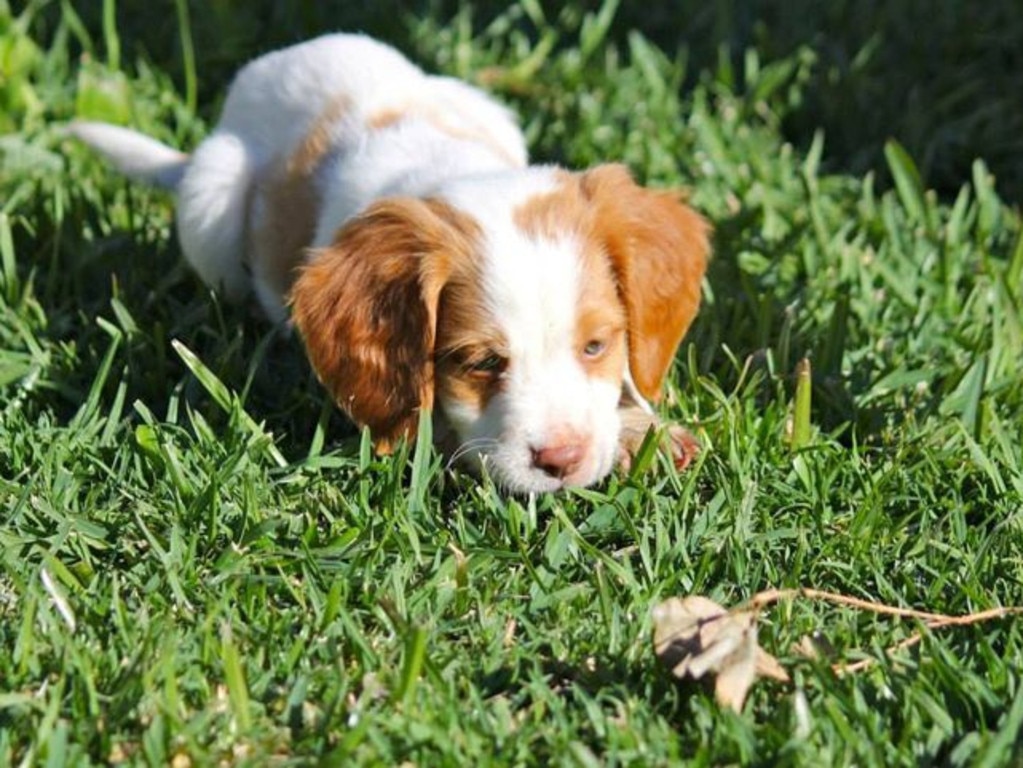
<box><xmin>290</xmin><ymin>164</ymin><xmax>709</xmax><ymax>493</ymax></box>
<box><xmin>431</xmin><ymin>211</ymin><xmax>629</xmax><ymax>491</ymax></box>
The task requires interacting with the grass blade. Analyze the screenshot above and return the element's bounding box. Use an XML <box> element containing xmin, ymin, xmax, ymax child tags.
<box><xmin>790</xmin><ymin>357</ymin><xmax>812</xmax><ymax>450</ymax></box>
<box><xmin>408</xmin><ymin>409</ymin><xmax>434</xmax><ymax>514</ymax></box>
<box><xmin>0</xmin><ymin>212</ymin><xmax>19</xmax><ymax>304</ymax></box>
<box><xmin>221</xmin><ymin>623</ymin><xmax>252</xmax><ymax>732</ymax></box>
<box><xmin>393</xmin><ymin>625</ymin><xmax>428</xmax><ymax>706</ymax></box>
<box><xmin>172</xmin><ymin>339</ymin><xmax>287</xmax><ymax>467</ymax></box>
<box><xmin>884</xmin><ymin>139</ymin><xmax>930</xmax><ymax>231</ymax></box>
<box><xmin>1007</xmin><ymin>224</ymin><xmax>1023</xmax><ymax>290</ymax></box>
<box><xmin>173</xmin><ymin>0</ymin><xmax>197</xmax><ymax>113</ymax></box>
<box><xmin>101</xmin><ymin>0</ymin><xmax>119</xmax><ymax>70</ymax></box>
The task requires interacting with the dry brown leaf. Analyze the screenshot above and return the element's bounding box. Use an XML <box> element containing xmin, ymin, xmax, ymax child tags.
<box><xmin>793</xmin><ymin>634</ymin><xmax>820</xmax><ymax>660</ymax></box>
<box><xmin>755</xmin><ymin>647</ymin><xmax>791</xmax><ymax>682</ymax></box>
<box><xmin>792</xmin><ymin>631</ymin><xmax>836</xmax><ymax>663</ymax></box>
<box><xmin>654</xmin><ymin>588</ymin><xmax>1023</xmax><ymax>713</ymax></box>
<box><xmin>652</xmin><ymin>596</ymin><xmax>788</xmax><ymax>712</ymax></box>
<box><xmin>713</xmin><ymin>626</ymin><xmax>757</xmax><ymax>712</ymax></box>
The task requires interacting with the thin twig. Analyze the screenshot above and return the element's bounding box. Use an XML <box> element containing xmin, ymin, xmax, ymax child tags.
<box><xmin>742</xmin><ymin>588</ymin><xmax>1023</xmax><ymax>676</ymax></box>
<box><xmin>746</xmin><ymin>588</ymin><xmax>953</xmax><ymax>622</ymax></box>
<box><xmin>836</xmin><ymin>605</ymin><xmax>1023</xmax><ymax>675</ymax></box>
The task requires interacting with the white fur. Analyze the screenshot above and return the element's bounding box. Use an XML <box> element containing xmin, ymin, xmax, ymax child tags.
<box><xmin>312</xmin><ymin>119</ymin><xmax>515</xmax><ymax>249</ymax></box>
<box><xmin>71</xmin><ymin>33</ymin><xmax>648</xmax><ymax>492</ymax></box>
<box><xmin>432</xmin><ymin>170</ymin><xmax>624</xmax><ymax>489</ymax></box>
<box><xmin>65</xmin><ymin>122</ymin><xmax>189</xmax><ymax>188</ymax></box>
<box><xmin>72</xmin><ymin>33</ymin><xmax>527</xmax><ymax>318</ymax></box>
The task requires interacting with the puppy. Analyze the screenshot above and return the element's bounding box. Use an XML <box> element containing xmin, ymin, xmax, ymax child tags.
<box><xmin>70</xmin><ymin>33</ymin><xmax>709</xmax><ymax>493</ymax></box>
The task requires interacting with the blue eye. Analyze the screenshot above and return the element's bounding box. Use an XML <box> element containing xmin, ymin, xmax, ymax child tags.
<box><xmin>469</xmin><ymin>353</ymin><xmax>507</xmax><ymax>375</ymax></box>
<box><xmin>583</xmin><ymin>340</ymin><xmax>606</xmax><ymax>358</ymax></box>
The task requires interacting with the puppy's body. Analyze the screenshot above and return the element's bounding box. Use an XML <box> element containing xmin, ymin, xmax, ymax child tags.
<box><xmin>76</xmin><ymin>35</ymin><xmax>527</xmax><ymax>320</ymax></box>
<box><xmin>72</xmin><ymin>33</ymin><xmax>709</xmax><ymax>493</ymax></box>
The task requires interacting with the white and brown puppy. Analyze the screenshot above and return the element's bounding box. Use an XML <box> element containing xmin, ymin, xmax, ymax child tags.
<box><xmin>71</xmin><ymin>33</ymin><xmax>709</xmax><ymax>493</ymax></box>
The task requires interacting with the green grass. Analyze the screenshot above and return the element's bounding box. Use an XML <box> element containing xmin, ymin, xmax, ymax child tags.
<box><xmin>2</xmin><ymin>0</ymin><xmax>1023</xmax><ymax>765</ymax></box>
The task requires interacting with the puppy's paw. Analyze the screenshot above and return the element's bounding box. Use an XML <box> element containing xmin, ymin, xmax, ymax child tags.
<box><xmin>663</xmin><ymin>423</ymin><xmax>700</xmax><ymax>471</ymax></box>
<box><xmin>616</xmin><ymin>407</ymin><xmax>700</xmax><ymax>472</ymax></box>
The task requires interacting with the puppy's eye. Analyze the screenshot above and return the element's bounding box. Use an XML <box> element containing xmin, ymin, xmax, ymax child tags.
<box><xmin>468</xmin><ymin>353</ymin><xmax>507</xmax><ymax>376</ymax></box>
<box><xmin>582</xmin><ymin>339</ymin><xmax>607</xmax><ymax>359</ymax></box>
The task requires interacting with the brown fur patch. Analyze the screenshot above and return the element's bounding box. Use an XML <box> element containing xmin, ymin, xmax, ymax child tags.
<box><xmin>367</xmin><ymin>108</ymin><xmax>404</xmax><ymax>131</ymax></box>
<box><xmin>367</xmin><ymin>104</ymin><xmax>523</xmax><ymax>167</ymax></box>
<box><xmin>579</xmin><ymin>164</ymin><xmax>709</xmax><ymax>401</ymax></box>
<box><xmin>572</xmin><ymin>230</ymin><xmax>629</xmax><ymax>383</ymax></box>
<box><xmin>512</xmin><ymin>173</ymin><xmax>628</xmax><ymax>388</ymax></box>
<box><xmin>433</xmin><ymin>270</ymin><xmax>509</xmax><ymax>416</ymax></box>
<box><xmin>250</xmin><ymin>96</ymin><xmax>350</xmax><ymax>301</ymax></box>
<box><xmin>289</xmin><ymin>197</ymin><xmax>481</xmax><ymax>451</ymax></box>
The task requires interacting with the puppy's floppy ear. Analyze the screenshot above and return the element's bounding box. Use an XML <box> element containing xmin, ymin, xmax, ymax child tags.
<box><xmin>582</xmin><ymin>164</ymin><xmax>710</xmax><ymax>402</ymax></box>
<box><xmin>289</xmin><ymin>198</ymin><xmax>478</xmax><ymax>452</ymax></box>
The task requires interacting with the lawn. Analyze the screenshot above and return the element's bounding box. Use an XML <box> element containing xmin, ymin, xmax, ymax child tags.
<box><xmin>2</xmin><ymin>1</ymin><xmax>1022</xmax><ymax>765</ymax></box>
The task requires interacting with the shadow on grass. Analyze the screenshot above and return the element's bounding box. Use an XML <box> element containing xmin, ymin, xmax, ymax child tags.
<box><xmin>11</xmin><ymin>182</ymin><xmax>350</xmax><ymax>459</ymax></box>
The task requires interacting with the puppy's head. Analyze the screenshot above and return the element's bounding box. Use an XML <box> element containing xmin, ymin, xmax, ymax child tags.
<box><xmin>290</xmin><ymin>164</ymin><xmax>709</xmax><ymax>492</ymax></box>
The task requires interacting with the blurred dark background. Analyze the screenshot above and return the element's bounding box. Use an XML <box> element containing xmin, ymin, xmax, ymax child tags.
<box><xmin>24</xmin><ymin>0</ymin><xmax>1023</xmax><ymax>201</ymax></box>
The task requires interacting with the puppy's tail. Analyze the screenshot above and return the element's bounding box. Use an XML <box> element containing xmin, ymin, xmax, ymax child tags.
<box><xmin>69</xmin><ymin>121</ymin><xmax>258</xmax><ymax>304</ymax></box>
<box><xmin>67</xmin><ymin>121</ymin><xmax>190</xmax><ymax>190</ymax></box>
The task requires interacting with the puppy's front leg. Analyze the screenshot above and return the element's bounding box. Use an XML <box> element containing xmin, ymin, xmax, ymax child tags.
<box><xmin>616</xmin><ymin>405</ymin><xmax>700</xmax><ymax>472</ymax></box>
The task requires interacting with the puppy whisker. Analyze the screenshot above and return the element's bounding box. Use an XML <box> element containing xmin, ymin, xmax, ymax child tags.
<box><xmin>446</xmin><ymin>437</ymin><xmax>501</xmax><ymax>469</ymax></box>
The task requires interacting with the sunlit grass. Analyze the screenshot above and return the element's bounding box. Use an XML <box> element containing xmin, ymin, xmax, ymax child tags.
<box><xmin>1</xmin><ymin>1</ymin><xmax>1021</xmax><ymax>765</ymax></box>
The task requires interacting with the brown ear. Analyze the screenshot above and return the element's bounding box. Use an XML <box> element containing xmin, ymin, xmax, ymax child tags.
<box><xmin>581</xmin><ymin>164</ymin><xmax>711</xmax><ymax>402</ymax></box>
<box><xmin>289</xmin><ymin>198</ymin><xmax>478</xmax><ymax>452</ymax></box>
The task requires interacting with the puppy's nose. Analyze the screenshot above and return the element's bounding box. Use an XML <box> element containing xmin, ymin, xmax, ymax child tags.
<box><xmin>532</xmin><ymin>442</ymin><xmax>585</xmax><ymax>479</ymax></box>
